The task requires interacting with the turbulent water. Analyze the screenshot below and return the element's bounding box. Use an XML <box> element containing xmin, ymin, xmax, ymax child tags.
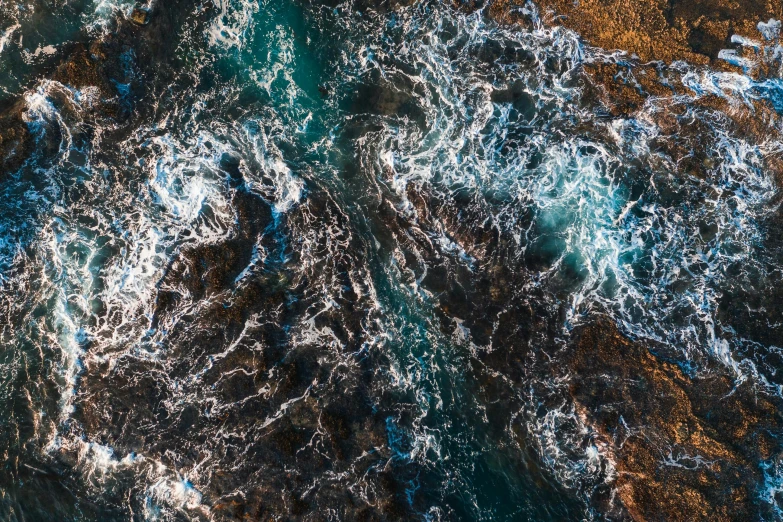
<box><xmin>1</xmin><ymin>0</ymin><xmax>783</xmax><ymax>520</ymax></box>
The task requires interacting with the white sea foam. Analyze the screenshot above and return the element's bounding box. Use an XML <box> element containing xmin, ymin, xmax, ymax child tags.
<box><xmin>23</xmin><ymin>81</ymin><xmax>77</xmax><ymax>164</ymax></box>
<box><xmin>357</xmin><ymin>4</ymin><xmax>780</xmax><ymax>379</ymax></box>
<box><xmin>0</xmin><ymin>23</ymin><xmax>19</xmax><ymax>55</ymax></box>
<box><xmin>57</xmin><ymin>437</ymin><xmax>211</xmax><ymax>521</ymax></box>
<box><xmin>758</xmin><ymin>19</ymin><xmax>782</xmax><ymax>41</ymax></box>
<box><xmin>761</xmin><ymin>456</ymin><xmax>783</xmax><ymax>518</ymax></box>
<box><xmin>145</xmin><ymin>475</ymin><xmax>206</xmax><ymax>518</ymax></box>
<box><xmin>88</xmin><ymin>0</ymin><xmax>137</xmax><ymax>31</ymax></box>
<box><xmin>206</xmin><ymin>0</ymin><xmax>258</xmax><ymax>50</ymax></box>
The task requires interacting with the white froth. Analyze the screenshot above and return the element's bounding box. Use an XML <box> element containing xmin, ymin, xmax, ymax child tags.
<box><xmin>0</xmin><ymin>23</ymin><xmax>20</xmax><ymax>55</ymax></box>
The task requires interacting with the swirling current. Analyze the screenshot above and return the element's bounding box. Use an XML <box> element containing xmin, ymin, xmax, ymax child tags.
<box><xmin>1</xmin><ymin>0</ymin><xmax>783</xmax><ymax>520</ymax></box>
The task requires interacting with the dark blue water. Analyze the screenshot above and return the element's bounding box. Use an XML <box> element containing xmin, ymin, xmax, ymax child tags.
<box><xmin>1</xmin><ymin>0</ymin><xmax>782</xmax><ymax>520</ymax></box>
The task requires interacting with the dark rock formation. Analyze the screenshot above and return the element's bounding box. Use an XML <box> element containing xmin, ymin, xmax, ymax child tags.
<box><xmin>0</xmin><ymin>99</ymin><xmax>32</xmax><ymax>176</ymax></box>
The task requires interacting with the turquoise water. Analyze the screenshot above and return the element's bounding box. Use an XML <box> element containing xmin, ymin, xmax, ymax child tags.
<box><xmin>0</xmin><ymin>0</ymin><xmax>782</xmax><ymax>520</ymax></box>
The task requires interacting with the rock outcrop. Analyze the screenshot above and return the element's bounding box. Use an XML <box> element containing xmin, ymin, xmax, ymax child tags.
<box><xmin>567</xmin><ymin>319</ymin><xmax>783</xmax><ymax>521</ymax></box>
<box><xmin>513</xmin><ymin>0</ymin><xmax>782</xmax><ymax>64</ymax></box>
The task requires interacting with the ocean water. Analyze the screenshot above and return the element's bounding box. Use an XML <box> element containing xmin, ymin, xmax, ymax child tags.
<box><xmin>0</xmin><ymin>0</ymin><xmax>782</xmax><ymax>520</ymax></box>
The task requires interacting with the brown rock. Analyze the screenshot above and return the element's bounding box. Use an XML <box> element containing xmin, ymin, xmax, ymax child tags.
<box><xmin>130</xmin><ymin>7</ymin><xmax>151</xmax><ymax>26</ymax></box>
<box><xmin>518</xmin><ymin>0</ymin><xmax>782</xmax><ymax>64</ymax></box>
<box><xmin>0</xmin><ymin>100</ymin><xmax>32</xmax><ymax>176</ymax></box>
<box><xmin>566</xmin><ymin>319</ymin><xmax>783</xmax><ymax>521</ymax></box>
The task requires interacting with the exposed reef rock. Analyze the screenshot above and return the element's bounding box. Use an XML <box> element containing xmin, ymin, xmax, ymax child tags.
<box><xmin>520</xmin><ymin>0</ymin><xmax>782</xmax><ymax>64</ymax></box>
<box><xmin>567</xmin><ymin>319</ymin><xmax>783</xmax><ymax>521</ymax></box>
<box><xmin>130</xmin><ymin>7</ymin><xmax>151</xmax><ymax>26</ymax></box>
<box><xmin>485</xmin><ymin>0</ymin><xmax>783</xmax><ymax>167</ymax></box>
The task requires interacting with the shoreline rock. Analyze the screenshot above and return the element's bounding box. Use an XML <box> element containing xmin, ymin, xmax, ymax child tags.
<box><xmin>518</xmin><ymin>0</ymin><xmax>782</xmax><ymax>65</ymax></box>
<box><xmin>566</xmin><ymin>319</ymin><xmax>783</xmax><ymax>521</ymax></box>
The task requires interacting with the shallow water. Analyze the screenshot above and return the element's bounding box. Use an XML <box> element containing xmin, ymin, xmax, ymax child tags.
<box><xmin>1</xmin><ymin>0</ymin><xmax>782</xmax><ymax>520</ymax></box>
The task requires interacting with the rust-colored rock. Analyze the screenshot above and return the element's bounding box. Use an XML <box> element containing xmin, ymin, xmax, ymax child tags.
<box><xmin>521</xmin><ymin>0</ymin><xmax>781</xmax><ymax>64</ymax></box>
<box><xmin>567</xmin><ymin>319</ymin><xmax>783</xmax><ymax>521</ymax></box>
<box><xmin>130</xmin><ymin>7</ymin><xmax>151</xmax><ymax>26</ymax></box>
<box><xmin>481</xmin><ymin>0</ymin><xmax>783</xmax><ymax>182</ymax></box>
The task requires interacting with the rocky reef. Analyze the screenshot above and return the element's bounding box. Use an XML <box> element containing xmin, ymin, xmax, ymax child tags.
<box><xmin>568</xmin><ymin>320</ymin><xmax>783</xmax><ymax>521</ymax></box>
<box><xmin>511</xmin><ymin>0</ymin><xmax>781</xmax><ymax>63</ymax></box>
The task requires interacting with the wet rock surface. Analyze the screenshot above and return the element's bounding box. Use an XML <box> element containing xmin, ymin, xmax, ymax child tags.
<box><xmin>0</xmin><ymin>100</ymin><xmax>31</xmax><ymax>176</ymax></box>
<box><xmin>130</xmin><ymin>7</ymin><xmax>151</xmax><ymax>26</ymax></box>
<box><xmin>485</xmin><ymin>0</ymin><xmax>783</xmax><ymax>162</ymax></box>
<box><xmin>567</xmin><ymin>320</ymin><xmax>783</xmax><ymax>521</ymax></box>
<box><xmin>521</xmin><ymin>0</ymin><xmax>782</xmax><ymax>64</ymax></box>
